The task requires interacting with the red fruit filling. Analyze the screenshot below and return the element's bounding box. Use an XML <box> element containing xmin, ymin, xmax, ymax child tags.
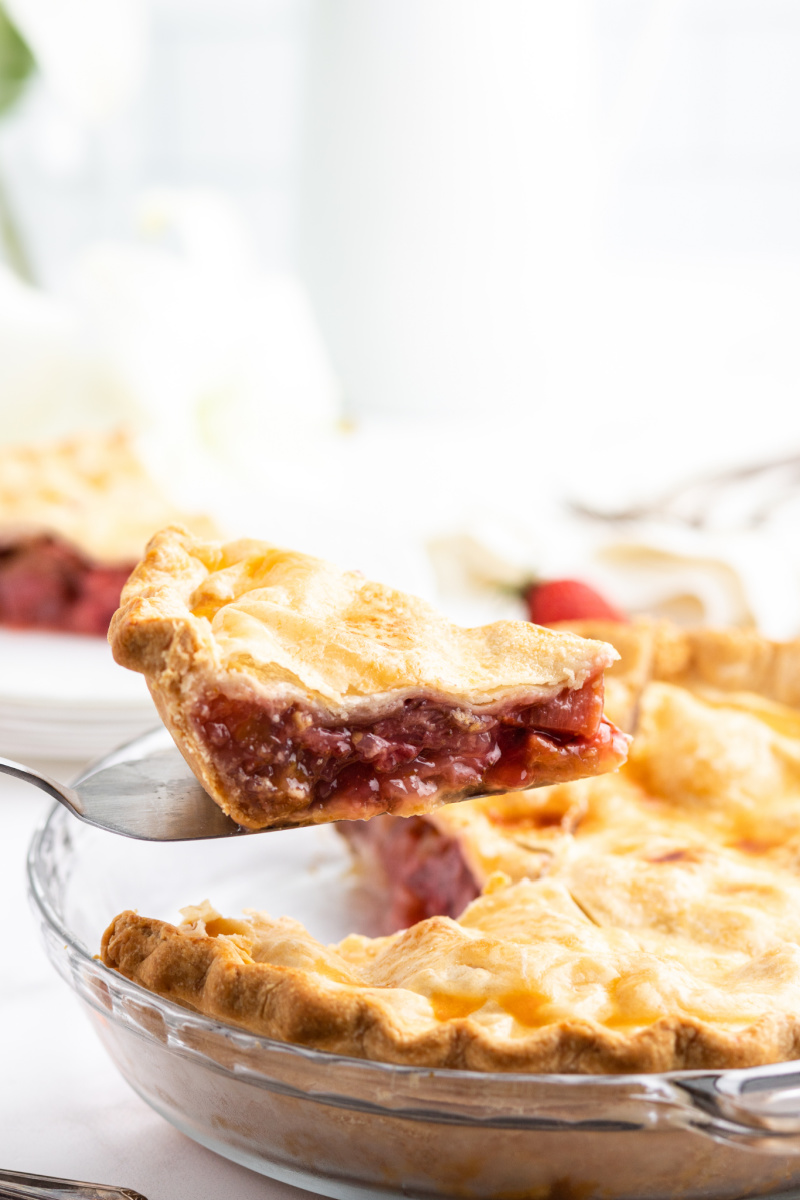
<box><xmin>0</xmin><ymin>536</ymin><xmax>132</xmax><ymax>636</ymax></box>
<box><xmin>342</xmin><ymin>815</ymin><xmax>481</xmax><ymax>932</ymax></box>
<box><xmin>340</xmin><ymin>787</ymin><xmax>589</xmax><ymax>931</ymax></box>
<box><xmin>192</xmin><ymin>673</ymin><xmax>629</xmax><ymax>827</ymax></box>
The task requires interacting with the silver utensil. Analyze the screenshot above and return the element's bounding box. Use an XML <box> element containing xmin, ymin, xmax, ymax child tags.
<box><xmin>0</xmin><ymin>725</ymin><xmax>507</xmax><ymax>843</ymax></box>
<box><xmin>0</xmin><ymin>727</ymin><xmax>246</xmax><ymax>841</ymax></box>
<box><xmin>0</xmin><ymin>1167</ymin><xmax>148</xmax><ymax>1199</ymax></box>
<box><xmin>571</xmin><ymin>449</ymin><xmax>800</xmax><ymax>531</ymax></box>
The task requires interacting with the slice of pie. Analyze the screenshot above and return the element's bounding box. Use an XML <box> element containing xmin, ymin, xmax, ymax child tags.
<box><xmin>0</xmin><ymin>429</ymin><xmax>217</xmax><ymax>636</ymax></box>
<box><xmin>109</xmin><ymin>526</ymin><xmax>628</xmax><ymax>830</ymax></box>
<box><xmin>101</xmin><ymin>664</ymin><xmax>800</xmax><ymax>1073</ymax></box>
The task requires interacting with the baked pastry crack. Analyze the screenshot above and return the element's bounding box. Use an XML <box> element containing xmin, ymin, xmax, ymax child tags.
<box><xmin>109</xmin><ymin>527</ymin><xmax>628</xmax><ymax>829</ymax></box>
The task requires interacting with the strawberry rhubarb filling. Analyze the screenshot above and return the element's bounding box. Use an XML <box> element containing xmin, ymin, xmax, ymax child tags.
<box><xmin>0</xmin><ymin>536</ymin><xmax>133</xmax><ymax>636</ymax></box>
<box><xmin>191</xmin><ymin>673</ymin><xmax>628</xmax><ymax>829</ymax></box>
<box><xmin>342</xmin><ymin>814</ymin><xmax>481</xmax><ymax>932</ymax></box>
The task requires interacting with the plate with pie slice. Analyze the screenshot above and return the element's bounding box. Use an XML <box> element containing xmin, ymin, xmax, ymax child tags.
<box><xmin>0</xmin><ymin>429</ymin><xmax>218</xmax><ymax>759</ymax></box>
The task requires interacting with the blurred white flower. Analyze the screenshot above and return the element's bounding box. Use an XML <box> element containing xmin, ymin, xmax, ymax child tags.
<box><xmin>3</xmin><ymin>0</ymin><xmax>146</xmax><ymax>123</ymax></box>
<box><xmin>0</xmin><ymin>189</ymin><xmax>342</xmax><ymax>491</ymax></box>
<box><xmin>0</xmin><ymin>262</ymin><xmax>131</xmax><ymax>443</ymax></box>
<box><xmin>68</xmin><ymin>189</ymin><xmax>342</xmax><ymax>481</ymax></box>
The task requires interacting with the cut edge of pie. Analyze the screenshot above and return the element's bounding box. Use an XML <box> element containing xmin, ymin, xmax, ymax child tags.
<box><xmin>335</xmin><ymin>615</ymin><xmax>656</xmax><ymax>931</ymax></box>
<box><xmin>337</xmin><ymin>619</ymin><xmax>800</xmax><ymax>932</ymax></box>
<box><xmin>109</xmin><ymin>526</ymin><xmax>629</xmax><ymax>829</ymax></box>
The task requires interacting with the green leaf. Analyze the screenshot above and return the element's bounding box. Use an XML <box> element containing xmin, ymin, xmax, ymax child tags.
<box><xmin>0</xmin><ymin>4</ymin><xmax>35</xmax><ymax>118</ymax></box>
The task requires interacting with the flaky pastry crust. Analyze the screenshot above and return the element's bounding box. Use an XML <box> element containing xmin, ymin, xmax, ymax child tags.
<box><xmin>112</xmin><ymin>527</ymin><xmax>616</xmax><ymax>712</ymax></box>
<box><xmin>102</xmin><ymin>870</ymin><xmax>800</xmax><ymax>1074</ymax></box>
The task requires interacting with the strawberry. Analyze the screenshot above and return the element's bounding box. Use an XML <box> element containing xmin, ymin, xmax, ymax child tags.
<box><xmin>525</xmin><ymin>578</ymin><xmax>628</xmax><ymax>626</ymax></box>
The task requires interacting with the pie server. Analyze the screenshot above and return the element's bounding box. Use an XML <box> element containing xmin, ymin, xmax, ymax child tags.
<box><xmin>0</xmin><ymin>727</ymin><xmax>251</xmax><ymax>841</ymax></box>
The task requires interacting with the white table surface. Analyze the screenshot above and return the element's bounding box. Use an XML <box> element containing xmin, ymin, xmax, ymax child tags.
<box><xmin>0</xmin><ymin>763</ymin><xmax>322</xmax><ymax>1200</ymax></box>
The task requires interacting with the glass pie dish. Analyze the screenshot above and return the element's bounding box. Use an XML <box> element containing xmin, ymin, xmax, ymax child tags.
<box><xmin>27</xmin><ymin>798</ymin><xmax>800</xmax><ymax>1200</ymax></box>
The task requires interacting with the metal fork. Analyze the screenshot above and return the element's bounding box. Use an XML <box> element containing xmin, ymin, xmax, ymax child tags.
<box><xmin>0</xmin><ymin>1167</ymin><xmax>148</xmax><ymax>1199</ymax></box>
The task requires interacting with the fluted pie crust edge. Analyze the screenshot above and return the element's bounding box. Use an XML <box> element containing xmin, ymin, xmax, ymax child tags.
<box><xmin>101</xmin><ymin>908</ymin><xmax>800</xmax><ymax>1074</ymax></box>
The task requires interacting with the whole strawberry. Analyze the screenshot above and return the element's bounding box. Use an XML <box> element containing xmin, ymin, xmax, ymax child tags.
<box><xmin>525</xmin><ymin>578</ymin><xmax>628</xmax><ymax>626</ymax></box>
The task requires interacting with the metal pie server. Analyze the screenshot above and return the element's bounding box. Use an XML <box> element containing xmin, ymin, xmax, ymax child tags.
<box><xmin>0</xmin><ymin>725</ymin><xmax>505</xmax><ymax>842</ymax></box>
<box><xmin>0</xmin><ymin>727</ymin><xmax>247</xmax><ymax>841</ymax></box>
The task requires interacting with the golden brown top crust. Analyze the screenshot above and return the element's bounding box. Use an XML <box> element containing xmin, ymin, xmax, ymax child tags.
<box><xmin>110</xmin><ymin>526</ymin><xmax>618</xmax><ymax>716</ymax></box>
<box><xmin>653</xmin><ymin>624</ymin><xmax>800</xmax><ymax>708</ymax></box>
<box><xmin>552</xmin><ymin>618</ymin><xmax>800</xmax><ymax>728</ymax></box>
<box><xmin>0</xmin><ymin>429</ymin><xmax>217</xmax><ymax>563</ymax></box>
<box><xmin>425</xmin><ymin>680</ymin><xmax>800</xmax><ymax>891</ymax></box>
<box><xmin>102</xmin><ymin>849</ymin><xmax>800</xmax><ymax>1072</ymax></box>
<box><xmin>102</xmin><ymin>678</ymin><xmax>800</xmax><ymax>1073</ymax></box>
<box><xmin>549</xmin><ymin>619</ymin><xmax>656</xmax><ymax>732</ymax></box>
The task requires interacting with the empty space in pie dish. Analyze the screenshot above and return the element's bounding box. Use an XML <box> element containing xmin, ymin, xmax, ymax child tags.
<box><xmin>36</xmin><ymin>805</ymin><xmax>386</xmax><ymax>956</ymax></box>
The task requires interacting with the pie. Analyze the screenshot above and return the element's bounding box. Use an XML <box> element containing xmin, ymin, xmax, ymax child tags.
<box><xmin>109</xmin><ymin>526</ymin><xmax>628</xmax><ymax>830</ymax></box>
<box><xmin>101</xmin><ymin>621</ymin><xmax>800</xmax><ymax>1073</ymax></box>
<box><xmin>0</xmin><ymin>429</ymin><xmax>216</xmax><ymax>635</ymax></box>
<box><xmin>339</xmin><ymin>618</ymin><xmax>656</xmax><ymax>929</ymax></box>
<box><xmin>343</xmin><ymin>621</ymin><xmax>800</xmax><ymax>930</ymax></box>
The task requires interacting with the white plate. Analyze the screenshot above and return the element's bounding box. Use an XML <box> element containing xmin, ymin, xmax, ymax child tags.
<box><xmin>0</xmin><ymin>629</ymin><xmax>157</xmax><ymax>761</ymax></box>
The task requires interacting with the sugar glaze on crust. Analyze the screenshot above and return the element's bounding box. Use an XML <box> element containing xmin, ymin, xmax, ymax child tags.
<box><xmin>109</xmin><ymin>527</ymin><xmax>625</xmax><ymax>828</ymax></box>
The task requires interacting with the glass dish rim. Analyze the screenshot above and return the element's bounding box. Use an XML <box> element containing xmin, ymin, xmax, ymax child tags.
<box><xmin>26</xmin><ymin>798</ymin><xmax>794</xmax><ymax>1095</ymax></box>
